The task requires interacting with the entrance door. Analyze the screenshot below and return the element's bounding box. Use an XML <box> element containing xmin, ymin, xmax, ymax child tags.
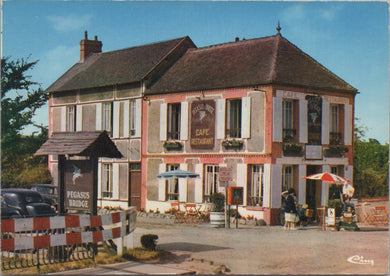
<box><xmin>128</xmin><ymin>163</ymin><xmax>141</xmax><ymax>210</ymax></box>
<box><xmin>306</xmin><ymin>165</ymin><xmax>322</xmax><ymax>209</ymax></box>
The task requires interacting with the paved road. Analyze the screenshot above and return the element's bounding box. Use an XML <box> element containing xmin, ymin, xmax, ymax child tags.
<box><xmin>134</xmin><ymin>216</ymin><xmax>389</xmax><ymax>275</ymax></box>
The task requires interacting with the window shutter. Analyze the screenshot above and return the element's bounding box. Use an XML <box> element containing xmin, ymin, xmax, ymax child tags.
<box><xmin>270</xmin><ymin>164</ymin><xmax>282</xmax><ymax>208</ymax></box>
<box><xmin>96</xmin><ymin>103</ymin><xmax>102</xmax><ymax>131</ymax></box>
<box><xmin>134</xmin><ymin>98</ymin><xmax>142</xmax><ymax>138</ymax></box>
<box><xmin>237</xmin><ymin>164</ymin><xmax>247</xmax><ymax>206</ymax></box>
<box><xmin>299</xmin><ymin>99</ymin><xmax>308</xmax><ymax>143</ymax></box>
<box><xmin>273</xmin><ymin>97</ymin><xmax>282</xmax><ymax>142</ymax></box>
<box><xmin>160</xmin><ymin>103</ymin><xmax>167</xmax><ymax>141</ymax></box>
<box><xmin>113</xmin><ymin>163</ymin><xmax>119</xmax><ymax>199</ymax></box>
<box><xmin>60</xmin><ymin>106</ymin><xmax>66</xmax><ymax>132</ymax></box>
<box><xmin>298</xmin><ymin>165</ymin><xmax>306</xmax><ymax>205</ymax></box>
<box><xmin>194</xmin><ymin>164</ymin><xmax>203</xmax><ymax>203</ymax></box>
<box><xmin>113</xmin><ymin>102</ymin><xmax>120</xmax><ymax>138</ymax></box>
<box><xmin>158</xmin><ymin>163</ymin><xmax>166</xmax><ymax>201</ymax></box>
<box><xmin>263</xmin><ymin>164</ymin><xmax>271</xmax><ymax>208</ymax></box>
<box><xmin>321</xmin><ymin>100</ymin><xmax>329</xmax><ymax>145</ymax></box>
<box><xmin>216</xmin><ymin>99</ymin><xmax>226</xmax><ymax>139</ymax></box>
<box><xmin>180</xmin><ymin>102</ymin><xmax>188</xmax><ymax>140</ymax></box>
<box><xmin>123</xmin><ymin>101</ymin><xmax>129</xmax><ymax>138</ymax></box>
<box><xmin>344</xmin><ymin>104</ymin><xmax>352</xmax><ymax>145</ymax></box>
<box><xmin>76</xmin><ymin>105</ymin><xmax>82</xmax><ymax>131</ymax></box>
<box><xmin>97</xmin><ymin>163</ymin><xmax>102</xmax><ymax>198</ymax></box>
<box><xmin>241</xmin><ymin>97</ymin><xmax>251</xmax><ymax>138</ymax></box>
<box><xmin>179</xmin><ymin>163</ymin><xmax>188</xmax><ymax>202</ymax></box>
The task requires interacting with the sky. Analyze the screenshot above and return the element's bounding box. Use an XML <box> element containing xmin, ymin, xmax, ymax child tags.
<box><xmin>2</xmin><ymin>1</ymin><xmax>389</xmax><ymax>144</ymax></box>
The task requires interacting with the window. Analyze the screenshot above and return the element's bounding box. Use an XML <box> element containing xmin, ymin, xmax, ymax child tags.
<box><xmin>329</xmin><ymin>104</ymin><xmax>341</xmax><ymax>144</ymax></box>
<box><xmin>102</xmin><ymin>102</ymin><xmax>113</xmax><ymax>136</ymax></box>
<box><xmin>226</xmin><ymin>99</ymin><xmax>242</xmax><ymax>138</ymax></box>
<box><xmin>282</xmin><ymin>100</ymin><xmax>294</xmax><ymax>141</ymax></box>
<box><xmin>167</xmin><ymin>103</ymin><xmax>181</xmax><ymax>140</ymax></box>
<box><xmin>166</xmin><ymin>164</ymin><xmax>179</xmax><ymax>200</ymax></box>
<box><xmin>129</xmin><ymin>99</ymin><xmax>136</xmax><ymax>136</ymax></box>
<box><xmin>204</xmin><ymin>165</ymin><xmax>219</xmax><ymax>201</ymax></box>
<box><xmin>249</xmin><ymin>165</ymin><xmax>264</xmax><ymax>206</ymax></box>
<box><xmin>101</xmin><ymin>164</ymin><xmax>113</xmax><ymax>198</ymax></box>
<box><xmin>282</xmin><ymin>165</ymin><xmax>293</xmax><ymax>191</ymax></box>
<box><xmin>66</xmin><ymin>105</ymin><xmax>76</xmax><ymax>132</ymax></box>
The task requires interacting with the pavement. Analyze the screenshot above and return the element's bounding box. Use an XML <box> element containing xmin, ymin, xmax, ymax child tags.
<box><xmin>49</xmin><ymin>261</ymin><xmax>196</xmax><ymax>275</ymax></box>
<box><xmin>47</xmin><ymin>214</ymin><xmax>389</xmax><ymax>275</ymax></box>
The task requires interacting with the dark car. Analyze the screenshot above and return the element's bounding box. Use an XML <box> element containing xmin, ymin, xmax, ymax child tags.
<box><xmin>1</xmin><ymin>188</ymin><xmax>56</xmax><ymax>219</ymax></box>
<box><xmin>31</xmin><ymin>184</ymin><xmax>59</xmax><ymax>210</ymax></box>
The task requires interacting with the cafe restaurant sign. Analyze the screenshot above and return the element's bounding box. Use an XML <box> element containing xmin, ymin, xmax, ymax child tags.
<box><xmin>190</xmin><ymin>100</ymin><xmax>215</xmax><ymax>149</ymax></box>
<box><xmin>64</xmin><ymin>159</ymin><xmax>93</xmax><ymax>212</ymax></box>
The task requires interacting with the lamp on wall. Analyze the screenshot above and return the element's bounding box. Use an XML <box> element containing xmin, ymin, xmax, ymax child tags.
<box><xmin>143</xmin><ymin>96</ymin><xmax>150</xmax><ymax>105</ymax></box>
<box><xmin>196</xmin><ymin>91</ymin><xmax>205</xmax><ymax>100</ymax></box>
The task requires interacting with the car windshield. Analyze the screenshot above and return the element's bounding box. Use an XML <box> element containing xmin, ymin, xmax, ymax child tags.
<box><xmin>33</xmin><ymin>186</ymin><xmax>52</xmax><ymax>194</ymax></box>
<box><xmin>23</xmin><ymin>194</ymin><xmax>43</xmax><ymax>203</ymax></box>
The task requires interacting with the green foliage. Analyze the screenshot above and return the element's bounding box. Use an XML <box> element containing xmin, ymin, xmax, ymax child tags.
<box><xmin>1</xmin><ymin>57</ymin><xmax>50</xmax><ymax>188</ymax></box>
<box><xmin>140</xmin><ymin>234</ymin><xmax>158</xmax><ymax>251</ymax></box>
<box><xmin>210</xmin><ymin>192</ymin><xmax>225</xmax><ymax>212</ymax></box>
<box><xmin>353</xmin><ymin>123</ymin><xmax>389</xmax><ymax>198</ymax></box>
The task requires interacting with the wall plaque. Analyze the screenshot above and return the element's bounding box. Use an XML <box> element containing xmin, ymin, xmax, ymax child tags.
<box><xmin>190</xmin><ymin>100</ymin><xmax>215</xmax><ymax>149</ymax></box>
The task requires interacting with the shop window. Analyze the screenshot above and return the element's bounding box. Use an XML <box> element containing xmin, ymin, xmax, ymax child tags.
<box><xmin>102</xmin><ymin>102</ymin><xmax>113</xmax><ymax>136</ymax></box>
<box><xmin>102</xmin><ymin>163</ymin><xmax>113</xmax><ymax>198</ymax></box>
<box><xmin>226</xmin><ymin>99</ymin><xmax>242</xmax><ymax>138</ymax></box>
<box><xmin>167</xmin><ymin>103</ymin><xmax>181</xmax><ymax>140</ymax></box>
<box><xmin>248</xmin><ymin>165</ymin><xmax>264</xmax><ymax>206</ymax></box>
<box><xmin>66</xmin><ymin>105</ymin><xmax>76</xmax><ymax>132</ymax></box>
<box><xmin>166</xmin><ymin>164</ymin><xmax>179</xmax><ymax>201</ymax></box>
<box><xmin>204</xmin><ymin>165</ymin><xmax>219</xmax><ymax>201</ymax></box>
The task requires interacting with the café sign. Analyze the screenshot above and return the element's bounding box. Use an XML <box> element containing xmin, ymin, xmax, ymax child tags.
<box><xmin>190</xmin><ymin>100</ymin><xmax>215</xmax><ymax>149</ymax></box>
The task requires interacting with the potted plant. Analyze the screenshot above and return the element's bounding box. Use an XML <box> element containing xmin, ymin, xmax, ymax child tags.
<box><xmin>209</xmin><ymin>192</ymin><xmax>225</xmax><ymax>228</ymax></box>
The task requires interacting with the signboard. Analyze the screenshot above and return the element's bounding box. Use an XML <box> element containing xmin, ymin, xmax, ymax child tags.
<box><xmin>64</xmin><ymin>159</ymin><xmax>93</xmax><ymax>212</ymax></box>
<box><xmin>227</xmin><ymin>187</ymin><xmax>243</xmax><ymax>205</ymax></box>
<box><xmin>305</xmin><ymin>145</ymin><xmax>323</xmax><ymax>160</ymax></box>
<box><xmin>326</xmin><ymin>208</ymin><xmax>336</xmax><ymax>226</ymax></box>
<box><xmin>190</xmin><ymin>100</ymin><xmax>215</xmax><ymax>149</ymax></box>
<box><xmin>219</xmin><ymin>167</ymin><xmax>233</xmax><ymax>183</ymax></box>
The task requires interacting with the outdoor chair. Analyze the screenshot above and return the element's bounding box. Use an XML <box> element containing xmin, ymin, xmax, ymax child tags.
<box><xmin>170</xmin><ymin>202</ymin><xmax>186</xmax><ymax>223</ymax></box>
<box><xmin>372</xmin><ymin>206</ymin><xmax>389</xmax><ymax>226</ymax></box>
<box><xmin>184</xmin><ymin>203</ymin><xmax>201</xmax><ymax>223</ymax></box>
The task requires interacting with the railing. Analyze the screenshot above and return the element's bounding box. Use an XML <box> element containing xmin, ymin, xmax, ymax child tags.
<box><xmin>1</xmin><ymin>207</ymin><xmax>136</xmax><ymax>272</ymax></box>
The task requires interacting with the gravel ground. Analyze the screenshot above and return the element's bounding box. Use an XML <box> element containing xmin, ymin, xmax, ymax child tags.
<box><xmin>134</xmin><ymin>215</ymin><xmax>389</xmax><ymax>275</ymax></box>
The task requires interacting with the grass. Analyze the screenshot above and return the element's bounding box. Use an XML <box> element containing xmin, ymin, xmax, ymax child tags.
<box><xmin>2</xmin><ymin>247</ymin><xmax>169</xmax><ymax>275</ymax></box>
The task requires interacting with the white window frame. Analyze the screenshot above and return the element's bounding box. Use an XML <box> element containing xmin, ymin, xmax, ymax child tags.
<box><xmin>204</xmin><ymin>165</ymin><xmax>219</xmax><ymax>201</ymax></box>
<box><xmin>66</xmin><ymin>105</ymin><xmax>76</xmax><ymax>132</ymax></box>
<box><xmin>102</xmin><ymin>102</ymin><xmax>113</xmax><ymax>136</ymax></box>
<box><xmin>282</xmin><ymin>165</ymin><xmax>293</xmax><ymax>191</ymax></box>
<box><xmin>226</xmin><ymin>99</ymin><xmax>242</xmax><ymax>138</ymax></box>
<box><xmin>167</xmin><ymin>103</ymin><xmax>181</xmax><ymax>140</ymax></box>
<box><xmin>101</xmin><ymin>163</ymin><xmax>113</xmax><ymax>198</ymax></box>
<box><xmin>166</xmin><ymin>164</ymin><xmax>179</xmax><ymax>201</ymax></box>
<box><xmin>249</xmin><ymin>165</ymin><xmax>264</xmax><ymax>206</ymax></box>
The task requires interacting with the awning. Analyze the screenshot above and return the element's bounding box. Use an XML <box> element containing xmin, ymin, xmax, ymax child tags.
<box><xmin>34</xmin><ymin>131</ymin><xmax>123</xmax><ymax>158</ymax></box>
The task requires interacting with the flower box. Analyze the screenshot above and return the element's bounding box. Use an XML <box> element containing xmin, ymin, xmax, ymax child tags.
<box><xmin>324</xmin><ymin>146</ymin><xmax>348</xmax><ymax>157</ymax></box>
<box><xmin>163</xmin><ymin>141</ymin><xmax>183</xmax><ymax>150</ymax></box>
<box><xmin>282</xmin><ymin>143</ymin><xmax>304</xmax><ymax>157</ymax></box>
<box><xmin>222</xmin><ymin>139</ymin><xmax>243</xmax><ymax>149</ymax></box>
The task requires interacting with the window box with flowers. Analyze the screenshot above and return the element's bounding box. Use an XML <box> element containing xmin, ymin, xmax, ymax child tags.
<box><xmin>282</xmin><ymin>142</ymin><xmax>304</xmax><ymax>157</ymax></box>
<box><xmin>324</xmin><ymin>145</ymin><xmax>348</xmax><ymax>158</ymax></box>
<box><xmin>222</xmin><ymin>139</ymin><xmax>243</xmax><ymax>149</ymax></box>
<box><xmin>163</xmin><ymin>141</ymin><xmax>183</xmax><ymax>150</ymax></box>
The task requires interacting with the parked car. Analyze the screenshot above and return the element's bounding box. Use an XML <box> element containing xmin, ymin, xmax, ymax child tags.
<box><xmin>1</xmin><ymin>188</ymin><xmax>56</xmax><ymax>219</ymax></box>
<box><xmin>30</xmin><ymin>184</ymin><xmax>59</xmax><ymax>210</ymax></box>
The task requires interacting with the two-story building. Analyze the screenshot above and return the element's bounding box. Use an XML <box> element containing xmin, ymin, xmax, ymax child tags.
<box><xmin>143</xmin><ymin>31</ymin><xmax>357</xmax><ymax>225</ymax></box>
<box><xmin>46</xmin><ymin>28</ymin><xmax>357</xmax><ymax>225</ymax></box>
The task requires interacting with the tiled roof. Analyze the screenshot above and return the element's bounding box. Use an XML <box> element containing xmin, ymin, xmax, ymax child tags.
<box><xmin>47</xmin><ymin>37</ymin><xmax>196</xmax><ymax>92</ymax></box>
<box><xmin>34</xmin><ymin>131</ymin><xmax>123</xmax><ymax>158</ymax></box>
<box><xmin>147</xmin><ymin>34</ymin><xmax>357</xmax><ymax>94</ymax></box>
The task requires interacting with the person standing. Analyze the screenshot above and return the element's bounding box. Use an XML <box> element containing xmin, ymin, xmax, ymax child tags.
<box><xmin>284</xmin><ymin>188</ymin><xmax>298</xmax><ymax>230</ymax></box>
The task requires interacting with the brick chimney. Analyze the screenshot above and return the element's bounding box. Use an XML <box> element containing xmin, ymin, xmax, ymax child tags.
<box><xmin>80</xmin><ymin>30</ymin><xmax>102</xmax><ymax>61</ymax></box>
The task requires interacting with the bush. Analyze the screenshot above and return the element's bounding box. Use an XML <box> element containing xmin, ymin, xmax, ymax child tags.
<box><xmin>210</xmin><ymin>192</ymin><xmax>225</xmax><ymax>212</ymax></box>
<box><xmin>140</xmin><ymin>234</ymin><xmax>158</xmax><ymax>251</ymax></box>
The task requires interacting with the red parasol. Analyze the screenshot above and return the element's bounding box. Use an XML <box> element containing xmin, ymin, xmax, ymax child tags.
<box><xmin>302</xmin><ymin>172</ymin><xmax>351</xmax><ymax>185</ymax></box>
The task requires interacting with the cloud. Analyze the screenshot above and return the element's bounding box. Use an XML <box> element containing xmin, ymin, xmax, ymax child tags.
<box><xmin>47</xmin><ymin>14</ymin><xmax>92</xmax><ymax>32</ymax></box>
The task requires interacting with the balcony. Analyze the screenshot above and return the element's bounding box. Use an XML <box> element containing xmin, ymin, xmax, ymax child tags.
<box><xmin>282</xmin><ymin>128</ymin><xmax>296</xmax><ymax>143</ymax></box>
<box><xmin>282</xmin><ymin>142</ymin><xmax>304</xmax><ymax>157</ymax></box>
<box><xmin>330</xmin><ymin>132</ymin><xmax>343</xmax><ymax>145</ymax></box>
<box><xmin>222</xmin><ymin>139</ymin><xmax>243</xmax><ymax>149</ymax></box>
<box><xmin>324</xmin><ymin>145</ymin><xmax>348</xmax><ymax>158</ymax></box>
<box><xmin>163</xmin><ymin>141</ymin><xmax>183</xmax><ymax>150</ymax></box>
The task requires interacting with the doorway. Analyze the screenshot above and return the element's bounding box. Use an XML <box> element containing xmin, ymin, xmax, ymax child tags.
<box><xmin>128</xmin><ymin>163</ymin><xmax>141</xmax><ymax>210</ymax></box>
<box><xmin>306</xmin><ymin>165</ymin><xmax>322</xmax><ymax>209</ymax></box>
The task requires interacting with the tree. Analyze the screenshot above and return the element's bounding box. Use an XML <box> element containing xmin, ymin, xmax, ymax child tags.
<box><xmin>1</xmin><ymin>57</ymin><xmax>51</xmax><ymax>187</ymax></box>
